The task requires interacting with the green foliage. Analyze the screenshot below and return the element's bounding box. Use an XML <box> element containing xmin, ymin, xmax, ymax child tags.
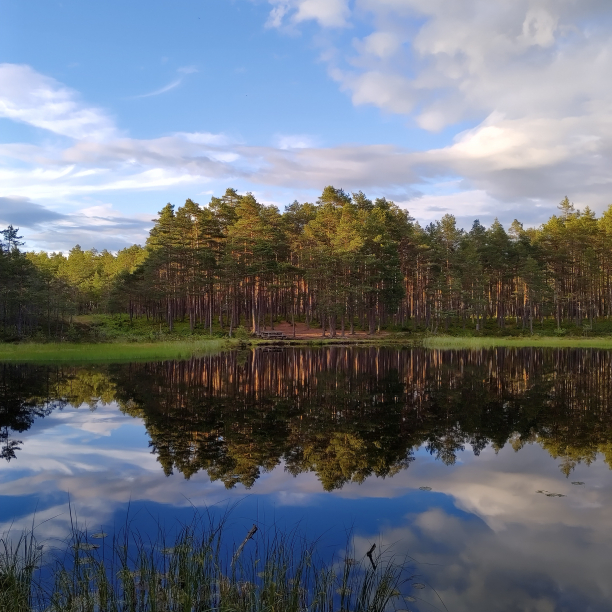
<box><xmin>232</xmin><ymin>325</ymin><xmax>251</xmax><ymax>340</ymax></box>
<box><xmin>6</xmin><ymin>192</ymin><xmax>612</xmax><ymax>342</ymax></box>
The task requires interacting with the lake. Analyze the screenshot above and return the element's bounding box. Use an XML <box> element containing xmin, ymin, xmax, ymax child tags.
<box><xmin>1</xmin><ymin>346</ymin><xmax>611</xmax><ymax>611</ymax></box>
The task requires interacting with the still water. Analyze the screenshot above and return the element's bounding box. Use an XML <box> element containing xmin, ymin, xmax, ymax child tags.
<box><xmin>1</xmin><ymin>347</ymin><xmax>611</xmax><ymax>611</ymax></box>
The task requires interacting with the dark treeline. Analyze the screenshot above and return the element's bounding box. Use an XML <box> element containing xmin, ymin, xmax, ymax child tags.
<box><xmin>4</xmin><ymin>188</ymin><xmax>612</xmax><ymax>339</ymax></box>
<box><xmin>3</xmin><ymin>348</ymin><xmax>612</xmax><ymax>488</ymax></box>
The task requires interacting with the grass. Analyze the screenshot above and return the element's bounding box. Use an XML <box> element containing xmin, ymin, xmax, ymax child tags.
<box><xmin>0</xmin><ymin>530</ymin><xmax>39</xmax><ymax>611</ymax></box>
<box><xmin>1</xmin><ymin>514</ymin><xmax>417</xmax><ymax>612</ymax></box>
<box><xmin>0</xmin><ymin>338</ymin><xmax>234</xmax><ymax>364</ymax></box>
<box><xmin>5</xmin><ymin>333</ymin><xmax>612</xmax><ymax>364</ymax></box>
<box><xmin>423</xmin><ymin>335</ymin><xmax>612</xmax><ymax>349</ymax></box>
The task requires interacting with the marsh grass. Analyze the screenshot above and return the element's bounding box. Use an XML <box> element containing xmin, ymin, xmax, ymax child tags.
<box><xmin>0</xmin><ymin>529</ymin><xmax>42</xmax><ymax>612</ymax></box>
<box><xmin>0</xmin><ymin>339</ymin><xmax>232</xmax><ymax>364</ymax></box>
<box><xmin>423</xmin><ymin>335</ymin><xmax>612</xmax><ymax>350</ymax></box>
<box><xmin>1</xmin><ymin>514</ymin><xmax>414</xmax><ymax>612</ymax></box>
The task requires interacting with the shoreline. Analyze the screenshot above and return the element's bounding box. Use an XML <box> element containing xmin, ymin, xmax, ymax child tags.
<box><xmin>0</xmin><ymin>338</ymin><xmax>233</xmax><ymax>363</ymax></box>
<box><xmin>3</xmin><ymin>333</ymin><xmax>612</xmax><ymax>362</ymax></box>
<box><xmin>421</xmin><ymin>335</ymin><xmax>612</xmax><ymax>349</ymax></box>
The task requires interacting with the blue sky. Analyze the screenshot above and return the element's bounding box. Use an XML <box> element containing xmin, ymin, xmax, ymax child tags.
<box><xmin>1</xmin><ymin>0</ymin><xmax>612</xmax><ymax>251</ymax></box>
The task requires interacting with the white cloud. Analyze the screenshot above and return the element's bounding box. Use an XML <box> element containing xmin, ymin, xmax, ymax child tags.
<box><xmin>519</xmin><ymin>7</ymin><xmax>559</xmax><ymax>48</ymax></box>
<box><xmin>355</xmin><ymin>31</ymin><xmax>401</xmax><ymax>59</ymax></box>
<box><xmin>15</xmin><ymin>202</ymin><xmax>154</xmax><ymax>252</ymax></box>
<box><xmin>133</xmin><ymin>79</ymin><xmax>183</xmax><ymax>98</ymax></box>
<box><xmin>399</xmin><ymin>189</ymin><xmax>501</xmax><ymax>224</ymax></box>
<box><xmin>132</xmin><ymin>67</ymin><xmax>198</xmax><ymax>98</ymax></box>
<box><xmin>3</xmin><ymin>38</ymin><xmax>612</xmax><ymax>252</ymax></box>
<box><xmin>0</xmin><ymin>122</ymin><xmax>603</xmax><ymax>245</ymax></box>
<box><xmin>260</xmin><ymin>0</ymin><xmax>612</xmax><ymax>216</ymax></box>
<box><xmin>294</xmin><ymin>0</ymin><xmax>350</xmax><ymax>27</ymax></box>
<box><xmin>334</xmin><ymin>70</ymin><xmax>416</xmax><ymax>115</ymax></box>
<box><xmin>266</xmin><ymin>0</ymin><xmax>350</xmax><ymax>28</ymax></box>
<box><xmin>0</xmin><ymin>63</ymin><xmax>116</xmax><ymax>140</ymax></box>
<box><xmin>274</xmin><ymin>133</ymin><xmax>318</xmax><ymax>149</ymax></box>
<box><xmin>340</xmin><ymin>0</ymin><xmax>612</xmax><ymax>129</ymax></box>
<box><xmin>265</xmin><ymin>3</ymin><xmax>289</xmax><ymax>28</ymax></box>
<box><xmin>0</xmin><ymin>131</ymin><xmax>239</xmax><ymax>206</ymax></box>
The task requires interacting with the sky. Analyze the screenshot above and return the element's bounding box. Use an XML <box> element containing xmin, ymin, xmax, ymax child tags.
<box><xmin>1</xmin><ymin>0</ymin><xmax>612</xmax><ymax>251</ymax></box>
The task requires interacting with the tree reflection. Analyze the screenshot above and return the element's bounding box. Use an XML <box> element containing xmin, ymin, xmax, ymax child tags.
<box><xmin>2</xmin><ymin>348</ymin><xmax>612</xmax><ymax>489</ymax></box>
<box><xmin>0</xmin><ymin>363</ymin><xmax>116</xmax><ymax>460</ymax></box>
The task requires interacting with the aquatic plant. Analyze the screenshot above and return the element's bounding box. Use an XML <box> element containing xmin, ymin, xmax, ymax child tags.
<box><xmin>0</xmin><ymin>529</ymin><xmax>41</xmax><ymax>612</ymax></box>
<box><xmin>1</xmin><ymin>513</ymin><xmax>414</xmax><ymax>612</ymax></box>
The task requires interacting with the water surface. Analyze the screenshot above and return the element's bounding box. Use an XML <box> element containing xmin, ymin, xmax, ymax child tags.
<box><xmin>1</xmin><ymin>347</ymin><xmax>611</xmax><ymax>611</ymax></box>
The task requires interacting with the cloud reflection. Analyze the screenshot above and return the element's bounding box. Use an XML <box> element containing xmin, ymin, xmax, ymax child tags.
<box><xmin>2</xmin><ymin>406</ymin><xmax>612</xmax><ymax>612</ymax></box>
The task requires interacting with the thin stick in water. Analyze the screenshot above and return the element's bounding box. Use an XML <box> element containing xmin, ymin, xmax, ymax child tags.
<box><xmin>231</xmin><ymin>524</ymin><xmax>257</xmax><ymax>566</ymax></box>
<box><xmin>366</xmin><ymin>543</ymin><xmax>376</xmax><ymax>570</ymax></box>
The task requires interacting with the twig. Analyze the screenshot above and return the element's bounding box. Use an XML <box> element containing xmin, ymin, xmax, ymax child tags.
<box><xmin>366</xmin><ymin>543</ymin><xmax>376</xmax><ymax>570</ymax></box>
<box><xmin>231</xmin><ymin>524</ymin><xmax>258</xmax><ymax>566</ymax></box>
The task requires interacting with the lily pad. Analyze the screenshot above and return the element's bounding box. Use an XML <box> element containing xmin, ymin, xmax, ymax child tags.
<box><xmin>536</xmin><ymin>490</ymin><xmax>565</xmax><ymax>497</ymax></box>
<box><xmin>418</xmin><ymin>486</ymin><xmax>432</xmax><ymax>491</ymax></box>
<box><xmin>91</xmin><ymin>532</ymin><xmax>107</xmax><ymax>539</ymax></box>
<box><xmin>73</xmin><ymin>543</ymin><xmax>99</xmax><ymax>551</ymax></box>
<box><xmin>571</xmin><ymin>482</ymin><xmax>585</xmax><ymax>485</ymax></box>
<box><xmin>412</xmin><ymin>583</ymin><xmax>425</xmax><ymax>589</ymax></box>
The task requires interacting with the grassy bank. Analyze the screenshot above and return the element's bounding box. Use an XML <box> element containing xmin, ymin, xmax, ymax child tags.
<box><xmin>0</xmin><ymin>338</ymin><xmax>234</xmax><ymax>363</ymax></box>
<box><xmin>5</xmin><ymin>333</ymin><xmax>612</xmax><ymax>363</ymax></box>
<box><xmin>1</xmin><ymin>517</ymin><xmax>416</xmax><ymax>612</ymax></box>
<box><xmin>423</xmin><ymin>335</ymin><xmax>612</xmax><ymax>349</ymax></box>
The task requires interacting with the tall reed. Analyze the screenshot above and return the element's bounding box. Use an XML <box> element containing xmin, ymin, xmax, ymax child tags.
<box><xmin>1</xmin><ymin>513</ymin><xmax>416</xmax><ymax>612</ymax></box>
<box><xmin>0</xmin><ymin>529</ymin><xmax>42</xmax><ymax>612</ymax></box>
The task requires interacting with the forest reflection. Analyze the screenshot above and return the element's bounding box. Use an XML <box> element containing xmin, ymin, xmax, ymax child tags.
<box><xmin>2</xmin><ymin>347</ymin><xmax>612</xmax><ymax>490</ymax></box>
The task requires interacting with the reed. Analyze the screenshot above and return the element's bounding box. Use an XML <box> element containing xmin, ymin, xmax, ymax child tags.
<box><xmin>0</xmin><ymin>529</ymin><xmax>41</xmax><ymax>612</ymax></box>
<box><xmin>1</xmin><ymin>514</ymin><xmax>417</xmax><ymax>612</ymax></box>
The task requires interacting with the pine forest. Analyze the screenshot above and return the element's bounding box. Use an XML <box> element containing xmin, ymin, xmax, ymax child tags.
<box><xmin>2</xmin><ymin>186</ymin><xmax>612</xmax><ymax>340</ymax></box>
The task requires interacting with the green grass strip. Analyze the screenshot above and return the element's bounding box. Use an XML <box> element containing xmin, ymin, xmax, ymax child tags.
<box><xmin>0</xmin><ymin>338</ymin><xmax>233</xmax><ymax>363</ymax></box>
<box><xmin>423</xmin><ymin>335</ymin><xmax>612</xmax><ymax>349</ymax></box>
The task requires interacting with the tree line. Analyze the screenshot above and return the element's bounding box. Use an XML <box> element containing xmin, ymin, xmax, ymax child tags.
<box><xmin>3</xmin><ymin>187</ymin><xmax>612</xmax><ymax>339</ymax></box>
